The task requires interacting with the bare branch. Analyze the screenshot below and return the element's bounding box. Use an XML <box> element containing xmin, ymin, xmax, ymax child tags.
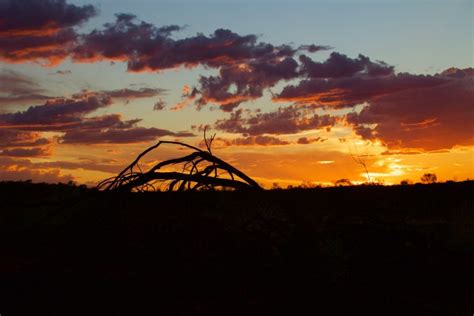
<box><xmin>348</xmin><ymin>142</ymin><xmax>371</xmax><ymax>183</ymax></box>
<box><xmin>98</xmin><ymin>132</ymin><xmax>262</xmax><ymax>192</ymax></box>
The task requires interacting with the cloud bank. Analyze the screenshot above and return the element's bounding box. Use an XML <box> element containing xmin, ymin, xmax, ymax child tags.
<box><xmin>0</xmin><ymin>0</ymin><xmax>472</xmax><ymax>157</ymax></box>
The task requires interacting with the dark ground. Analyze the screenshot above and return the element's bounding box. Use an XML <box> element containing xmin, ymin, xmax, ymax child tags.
<box><xmin>0</xmin><ymin>181</ymin><xmax>473</xmax><ymax>315</ymax></box>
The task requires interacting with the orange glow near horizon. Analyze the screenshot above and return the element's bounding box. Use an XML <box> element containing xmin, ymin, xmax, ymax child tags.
<box><xmin>32</xmin><ymin>129</ymin><xmax>473</xmax><ymax>189</ymax></box>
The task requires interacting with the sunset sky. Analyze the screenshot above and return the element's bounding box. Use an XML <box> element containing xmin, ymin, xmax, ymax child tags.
<box><xmin>0</xmin><ymin>0</ymin><xmax>472</xmax><ymax>187</ymax></box>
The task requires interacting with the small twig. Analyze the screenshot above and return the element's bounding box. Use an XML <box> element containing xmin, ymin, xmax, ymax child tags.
<box><xmin>348</xmin><ymin>143</ymin><xmax>371</xmax><ymax>183</ymax></box>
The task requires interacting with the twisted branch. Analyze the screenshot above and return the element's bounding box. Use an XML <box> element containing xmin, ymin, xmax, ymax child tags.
<box><xmin>98</xmin><ymin>132</ymin><xmax>262</xmax><ymax>192</ymax></box>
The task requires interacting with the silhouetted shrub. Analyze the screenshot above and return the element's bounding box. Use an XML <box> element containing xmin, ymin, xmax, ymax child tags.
<box><xmin>421</xmin><ymin>173</ymin><xmax>437</xmax><ymax>184</ymax></box>
<box><xmin>334</xmin><ymin>179</ymin><xmax>352</xmax><ymax>186</ymax></box>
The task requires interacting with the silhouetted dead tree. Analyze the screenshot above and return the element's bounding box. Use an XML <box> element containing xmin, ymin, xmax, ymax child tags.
<box><xmin>348</xmin><ymin>143</ymin><xmax>371</xmax><ymax>183</ymax></box>
<box><xmin>98</xmin><ymin>131</ymin><xmax>262</xmax><ymax>192</ymax></box>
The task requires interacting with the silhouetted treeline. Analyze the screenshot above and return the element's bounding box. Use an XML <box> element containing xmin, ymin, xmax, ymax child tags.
<box><xmin>0</xmin><ymin>181</ymin><xmax>473</xmax><ymax>315</ymax></box>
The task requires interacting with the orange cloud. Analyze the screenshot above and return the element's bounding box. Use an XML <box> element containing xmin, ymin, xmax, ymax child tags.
<box><xmin>0</xmin><ymin>23</ymin><xmax>60</xmax><ymax>37</ymax></box>
<box><xmin>272</xmin><ymin>88</ymin><xmax>348</xmax><ymax>107</ymax></box>
<box><xmin>199</xmin><ymin>136</ymin><xmax>290</xmax><ymax>148</ymax></box>
<box><xmin>346</xmin><ymin>73</ymin><xmax>474</xmax><ymax>151</ymax></box>
<box><xmin>0</xmin><ymin>157</ymin><xmax>74</xmax><ymax>183</ymax></box>
<box><xmin>0</xmin><ymin>0</ymin><xmax>96</xmax><ymax>65</ymax></box>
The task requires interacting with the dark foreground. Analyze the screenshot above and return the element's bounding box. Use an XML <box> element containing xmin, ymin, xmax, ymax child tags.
<box><xmin>0</xmin><ymin>181</ymin><xmax>473</xmax><ymax>315</ymax></box>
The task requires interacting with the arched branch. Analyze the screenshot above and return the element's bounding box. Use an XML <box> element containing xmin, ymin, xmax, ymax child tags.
<box><xmin>98</xmin><ymin>132</ymin><xmax>262</xmax><ymax>192</ymax></box>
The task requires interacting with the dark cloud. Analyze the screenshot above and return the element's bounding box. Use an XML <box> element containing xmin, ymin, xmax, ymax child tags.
<box><xmin>215</xmin><ymin>106</ymin><xmax>338</xmax><ymax>135</ymax></box>
<box><xmin>0</xmin><ymin>28</ymin><xmax>80</xmax><ymax>65</ymax></box>
<box><xmin>0</xmin><ymin>0</ymin><xmax>97</xmax><ymax>65</ymax></box>
<box><xmin>0</xmin><ymin>146</ymin><xmax>51</xmax><ymax>157</ymax></box>
<box><xmin>297</xmin><ymin>137</ymin><xmax>325</xmax><ymax>145</ymax></box>
<box><xmin>274</xmin><ymin>72</ymin><xmax>448</xmax><ymax>108</ymax></box>
<box><xmin>68</xmin><ymin>87</ymin><xmax>165</xmax><ymax>108</ymax></box>
<box><xmin>346</xmin><ymin>70</ymin><xmax>474</xmax><ymax>150</ymax></box>
<box><xmin>59</xmin><ymin>127</ymin><xmax>193</xmax><ymax>144</ymax></box>
<box><xmin>299</xmin><ymin>52</ymin><xmax>394</xmax><ymax>78</ymax></box>
<box><xmin>191</xmin><ymin>52</ymin><xmax>394</xmax><ymax>111</ymax></box>
<box><xmin>39</xmin><ymin>114</ymin><xmax>139</xmax><ymax>132</ymax></box>
<box><xmin>298</xmin><ymin>44</ymin><xmax>332</xmax><ymax>53</ymax></box>
<box><xmin>0</xmin><ymin>95</ymin><xmax>112</xmax><ymax>127</ymax></box>
<box><xmin>73</xmin><ymin>14</ymin><xmax>295</xmax><ymax>72</ymax></box>
<box><xmin>195</xmin><ymin>57</ymin><xmax>299</xmax><ymax>111</ymax></box>
<box><xmin>101</xmin><ymin>87</ymin><xmax>165</xmax><ymax>100</ymax></box>
<box><xmin>0</xmin><ymin>86</ymin><xmax>166</xmax><ymax>130</ymax></box>
<box><xmin>0</xmin><ymin>0</ymin><xmax>96</xmax><ymax>35</ymax></box>
<box><xmin>439</xmin><ymin>67</ymin><xmax>474</xmax><ymax>79</ymax></box>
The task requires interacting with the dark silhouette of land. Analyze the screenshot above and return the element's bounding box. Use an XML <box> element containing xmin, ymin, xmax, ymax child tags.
<box><xmin>0</xmin><ymin>181</ymin><xmax>473</xmax><ymax>315</ymax></box>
